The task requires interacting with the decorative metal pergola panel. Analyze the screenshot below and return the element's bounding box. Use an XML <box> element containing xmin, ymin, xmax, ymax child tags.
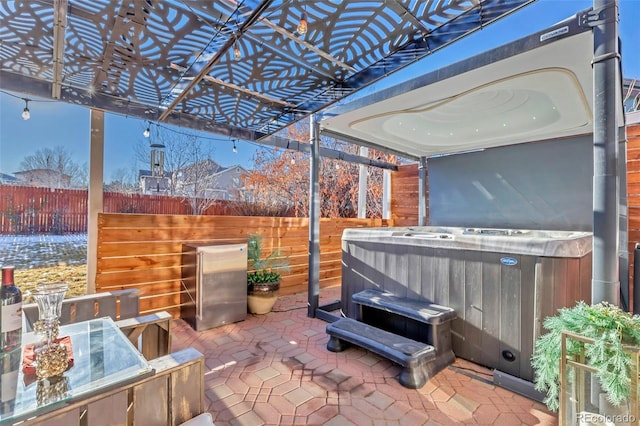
<box><xmin>0</xmin><ymin>0</ymin><xmax>535</xmax><ymax>142</ymax></box>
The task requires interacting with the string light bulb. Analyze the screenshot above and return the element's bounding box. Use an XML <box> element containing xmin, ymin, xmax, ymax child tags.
<box><xmin>297</xmin><ymin>12</ymin><xmax>308</xmax><ymax>35</ymax></box>
<box><xmin>21</xmin><ymin>99</ymin><xmax>30</xmax><ymax>120</ymax></box>
<box><xmin>143</xmin><ymin>124</ymin><xmax>150</xmax><ymax>138</ymax></box>
<box><xmin>232</xmin><ymin>140</ymin><xmax>238</xmax><ymax>154</ymax></box>
<box><xmin>233</xmin><ymin>41</ymin><xmax>241</xmax><ymax>61</ymax></box>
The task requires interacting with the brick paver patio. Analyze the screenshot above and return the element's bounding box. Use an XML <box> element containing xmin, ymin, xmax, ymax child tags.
<box><xmin>171</xmin><ymin>287</ymin><xmax>557</xmax><ymax>425</ymax></box>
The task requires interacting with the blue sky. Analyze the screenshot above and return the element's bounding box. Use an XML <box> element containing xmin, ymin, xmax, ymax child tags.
<box><xmin>1</xmin><ymin>0</ymin><xmax>638</xmax><ymax>182</ymax></box>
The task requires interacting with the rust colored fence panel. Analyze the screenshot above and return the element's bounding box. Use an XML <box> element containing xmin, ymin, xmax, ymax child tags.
<box><xmin>0</xmin><ymin>186</ymin><xmax>88</xmax><ymax>234</ymax></box>
<box><xmin>0</xmin><ymin>186</ymin><xmax>235</xmax><ymax>234</ymax></box>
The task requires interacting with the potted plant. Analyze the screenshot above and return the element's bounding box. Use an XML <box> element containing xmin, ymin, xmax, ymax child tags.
<box><xmin>246</xmin><ymin>234</ymin><xmax>290</xmax><ymax>314</ymax></box>
<box><xmin>531</xmin><ymin>301</ymin><xmax>640</xmax><ymax>414</ymax></box>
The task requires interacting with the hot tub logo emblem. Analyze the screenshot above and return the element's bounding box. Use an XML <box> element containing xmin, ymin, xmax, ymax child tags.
<box><xmin>500</xmin><ymin>257</ymin><xmax>518</xmax><ymax>266</ymax></box>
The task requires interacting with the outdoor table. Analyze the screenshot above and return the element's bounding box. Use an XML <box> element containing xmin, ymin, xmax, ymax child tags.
<box><xmin>0</xmin><ymin>317</ymin><xmax>153</xmax><ymax>425</ymax></box>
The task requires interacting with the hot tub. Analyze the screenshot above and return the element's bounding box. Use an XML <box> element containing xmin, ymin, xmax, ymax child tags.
<box><xmin>341</xmin><ymin>226</ymin><xmax>592</xmax><ymax>384</ymax></box>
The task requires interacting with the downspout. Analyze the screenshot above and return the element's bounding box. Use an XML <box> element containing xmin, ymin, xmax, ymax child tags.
<box><xmin>308</xmin><ymin>114</ymin><xmax>321</xmax><ymax>317</ymax></box>
<box><xmin>591</xmin><ymin>0</ymin><xmax>620</xmax><ymax>305</ymax></box>
<box><xmin>418</xmin><ymin>156</ymin><xmax>428</xmax><ymax>226</ymax></box>
<box><xmin>617</xmin><ymin>29</ymin><xmax>629</xmax><ymax>311</ymax></box>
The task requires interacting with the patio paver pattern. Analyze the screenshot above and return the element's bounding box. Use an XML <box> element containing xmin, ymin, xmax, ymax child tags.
<box><xmin>171</xmin><ymin>287</ymin><xmax>557</xmax><ymax>425</ymax></box>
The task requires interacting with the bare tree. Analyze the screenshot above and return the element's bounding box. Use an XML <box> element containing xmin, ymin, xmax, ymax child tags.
<box><xmin>242</xmin><ymin>122</ymin><xmax>398</xmax><ymax>218</ymax></box>
<box><xmin>105</xmin><ymin>166</ymin><xmax>139</xmax><ymax>194</ymax></box>
<box><xmin>76</xmin><ymin>162</ymin><xmax>89</xmax><ymax>189</ymax></box>
<box><xmin>239</xmin><ymin>146</ymin><xmax>308</xmax><ymax>216</ymax></box>
<box><xmin>135</xmin><ymin>126</ymin><xmax>220</xmax><ymax>214</ymax></box>
<box><xmin>19</xmin><ymin>145</ymin><xmax>84</xmax><ymax>188</ymax></box>
<box><xmin>173</xmin><ymin>143</ymin><xmax>220</xmax><ymax>215</ymax></box>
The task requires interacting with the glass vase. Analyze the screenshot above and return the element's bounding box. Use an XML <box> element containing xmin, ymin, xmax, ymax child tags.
<box><xmin>31</xmin><ymin>283</ymin><xmax>69</xmax><ymax>379</ymax></box>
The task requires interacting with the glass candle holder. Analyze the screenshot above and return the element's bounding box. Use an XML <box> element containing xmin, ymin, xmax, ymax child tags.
<box><xmin>32</xmin><ymin>283</ymin><xmax>68</xmax><ymax>344</ymax></box>
<box><xmin>31</xmin><ymin>283</ymin><xmax>69</xmax><ymax>379</ymax></box>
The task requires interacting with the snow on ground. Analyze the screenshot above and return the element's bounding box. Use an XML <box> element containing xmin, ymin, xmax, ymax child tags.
<box><xmin>0</xmin><ymin>234</ymin><xmax>88</xmax><ymax>269</ymax></box>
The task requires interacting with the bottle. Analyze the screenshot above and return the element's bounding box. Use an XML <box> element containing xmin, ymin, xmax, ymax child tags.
<box><xmin>0</xmin><ymin>347</ymin><xmax>20</xmax><ymax>415</ymax></box>
<box><xmin>1</xmin><ymin>266</ymin><xmax>22</xmax><ymax>352</ymax></box>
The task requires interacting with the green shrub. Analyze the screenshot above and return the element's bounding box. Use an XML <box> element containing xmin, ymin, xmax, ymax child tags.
<box><xmin>246</xmin><ymin>234</ymin><xmax>290</xmax><ymax>286</ymax></box>
<box><xmin>532</xmin><ymin>301</ymin><xmax>640</xmax><ymax>411</ymax></box>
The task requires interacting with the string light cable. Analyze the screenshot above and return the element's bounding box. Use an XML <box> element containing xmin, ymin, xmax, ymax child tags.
<box><xmin>142</xmin><ymin>121</ymin><xmax>255</xmax><ymax>157</ymax></box>
<box><xmin>0</xmin><ymin>91</ymin><xmax>258</xmax><ymax>154</ymax></box>
<box><xmin>1</xmin><ymin>90</ymin><xmax>58</xmax><ymax>121</ymax></box>
<box><xmin>0</xmin><ymin>89</ymin><xmax>324</xmax><ymax>162</ymax></box>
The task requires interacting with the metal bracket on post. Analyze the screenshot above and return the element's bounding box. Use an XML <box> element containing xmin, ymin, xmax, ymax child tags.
<box><xmin>578</xmin><ymin>3</ymin><xmax>618</xmax><ymax>29</ymax></box>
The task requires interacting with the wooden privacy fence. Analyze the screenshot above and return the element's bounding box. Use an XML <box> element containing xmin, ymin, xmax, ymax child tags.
<box><xmin>96</xmin><ymin>213</ymin><xmax>390</xmax><ymax>317</ymax></box>
<box><xmin>1</xmin><ymin>165</ymin><xmax>421</xmax><ymax>235</ymax></box>
<box><xmin>0</xmin><ymin>185</ymin><xmax>236</xmax><ymax>234</ymax></box>
<box><xmin>0</xmin><ymin>186</ymin><xmax>88</xmax><ymax>234</ymax></box>
<box><xmin>627</xmin><ymin>122</ymin><xmax>640</xmax><ymax>288</ymax></box>
<box><xmin>391</xmin><ymin>163</ymin><xmax>425</xmax><ymax>226</ymax></box>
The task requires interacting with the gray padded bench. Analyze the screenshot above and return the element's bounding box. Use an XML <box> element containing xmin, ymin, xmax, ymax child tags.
<box><xmin>352</xmin><ymin>289</ymin><xmax>456</xmax><ymax>379</ymax></box>
<box><xmin>326</xmin><ymin>317</ymin><xmax>436</xmax><ymax>389</ymax></box>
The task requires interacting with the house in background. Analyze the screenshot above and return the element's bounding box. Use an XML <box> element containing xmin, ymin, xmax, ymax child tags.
<box><xmin>139</xmin><ymin>159</ymin><xmax>248</xmax><ymax>200</ymax></box>
<box><xmin>13</xmin><ymin>169</ymin><xmax>71</xmax><ymax>188</ymax></box>
<box><xmin>201</xmin><ymin>164</ymin><xmax>248</xmax><ymax>201</ymax></box>
<box><xmin>0</xmin><ymin>172</ymin><xmax>18</xmax><ymax>185</ymax></box>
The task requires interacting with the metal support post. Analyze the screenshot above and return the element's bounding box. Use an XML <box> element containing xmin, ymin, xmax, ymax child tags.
<box><xmin>357</xmin><ymin>147</ymin><xmax>369</xmax><ymax>218</ymax></box>
<box><xmin>418</xmin><ymin>157</ymin><xmax>428</xmax><ymax>226</ymax></box>
<box><xmin>591</xmin><ymin>0</ymin><xmax>621</xmax><ymax>305</ymax></box>
<box><xmin>308</xmin><ymin>114</ymin><xmax>321</xmax><ymax>317</ymax></box>
<box><xmin>87</xmin><ymin>109</ymin><xmax>104</xmax><ymax>294</ymax></box>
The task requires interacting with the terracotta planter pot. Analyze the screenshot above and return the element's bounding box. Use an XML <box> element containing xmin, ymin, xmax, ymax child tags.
<box><xmin>247</xmin><ymin>281</ymin><xmax>280</xmax><ymax>314</ymax></box>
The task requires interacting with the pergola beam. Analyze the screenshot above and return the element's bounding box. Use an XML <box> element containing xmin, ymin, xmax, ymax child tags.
<box><xmin>51</xmin><ymin>0</ymin><xmax>67</xmax><ymax>99</ymax></box>
<box><xmin>169</xmin><ymin>62</ymin><xmax>295</xmax><ymax>108</ymax></box>
<box><xmin>258</xmin><ymin>134</ymin><xmax>399</xmax><ymax>171</ymax></box>
<box><xmin>258</xmin><ymin>18</ymin><xmax>356</xmax><ymax>74</ymax></box>
<box><xmin>0</xmin><ymin>71</ymin><xmax>398</xmax><ymax>171</ymax></box>
<box><xmin>158</xmin><ymin>0</ymin><xmax>275</xmax><ymax>122</ymax></box>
